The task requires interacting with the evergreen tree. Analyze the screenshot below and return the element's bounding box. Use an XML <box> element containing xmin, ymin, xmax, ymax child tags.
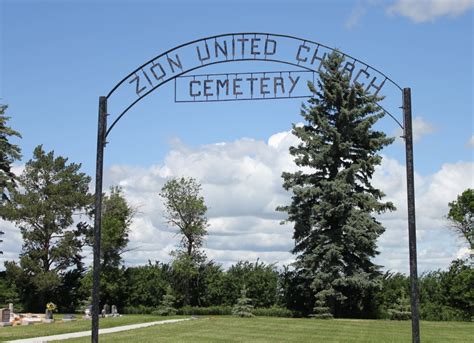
<box><xmin>232</xmin><ymin>286</ymin><xmax>254</xmax><ymax>317</ymax></box>
<box><xmin>154</xmin><ymin>286</ymin><xmax>177</xmax><ymax>316</ymax></box>
<box><xmin>1</xmin><ymin>145</ymin><xmax>93</xmax><ymax>310</ymax></box>
<box><xmin>278</xmin><ymin>51</ymin><xmax>395</xmax><ymax>318</ymax></box>
<box><xmin>0</xmin><ymin>104</ymin><xmax>21</xmax><ymax>204</ymax></box>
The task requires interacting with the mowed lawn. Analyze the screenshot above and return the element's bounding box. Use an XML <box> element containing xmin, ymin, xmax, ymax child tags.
<box><xmin>0</xmin><ymin>315</ymin><xmax>182</xmax><ymax>341</ymax></box>
<box><xmin>62</xmin><ymin>316</ymin><xmax>472</xmax><ymax>343</ymax></box>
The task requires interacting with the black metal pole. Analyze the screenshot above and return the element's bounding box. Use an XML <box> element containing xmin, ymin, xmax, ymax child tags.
<box><xmin>92</xmin><ymin>96</ymin><xmax>107</xmax><ymax>343</ymax></box>
<box><xmin>403</xmin><ymin>88</ymin><xmax>420</xmax><ymax>343</ymax></box>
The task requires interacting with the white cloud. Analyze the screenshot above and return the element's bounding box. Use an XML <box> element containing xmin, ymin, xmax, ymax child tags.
<box><xmin>345</xmin><ymin>0</ymin><xmax>380</xmax><ymax>29</ymax></box>
<box><xmin>346</xmin><ymin>2</ymin><xmax>368</xmax><ymax>29</ymax></box>
<box><xmin>395</xmin><ymin>116</ymin><xmax>436</xmax><ymax>143</ymax></box>
<box><xmin>1</xmin><ymin>131</ymin><xmax>472</xmax><ymax>274</ymax></box>
<box><xmin>468</xmin><ymin>135</ymin><xmax>474</xmax><ymax>148</ymax></box>
<box><xmin>387</xmin><ymin>0</ymin><xmax>474</xmax><ymax>23</ymax></box>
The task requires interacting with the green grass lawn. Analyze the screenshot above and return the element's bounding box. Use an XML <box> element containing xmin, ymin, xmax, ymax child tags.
<box><xmin>0</xmin><ymin>314</ymin><xmax>182</xmax><ymax>341</ymax></box>
<box><xmin>1</xmin><ymin>316</ymin><xmax>472</xmax><ymax>342</ymax></box>
<box><xmin>59</xmin><ymin>316</ymin><xmax>471</xmax><ymax>343</ymax></box>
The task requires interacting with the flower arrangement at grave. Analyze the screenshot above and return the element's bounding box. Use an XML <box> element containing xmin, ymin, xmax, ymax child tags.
<box><xmin>46</xmin><ymin>302</ymin><xmax>57</xmax><ymax>312</ymax></box>
<box><xmin>45</xmin><ymin>302</ymin><xmax>57</xmax><ymax>320</ymax></box>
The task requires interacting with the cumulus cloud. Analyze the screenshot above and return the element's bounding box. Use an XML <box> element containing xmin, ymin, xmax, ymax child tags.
<box><xmin>395</xmin><ymin>116</ymin><xmax>436</xmax><ymax>143</ymax></box>
<box><xmin>387</xmin><ymin>0</ymin><xmax>474</xmax><ymax>23</ymax></box>
<box><xmin>1</xmin><ymin>131</ymin><xmax>472</xmax><ymax>274</ymax></box>
<box><xmin>345</xmin><ymin>0</ymin><xmax>380</xmax><ymax>29</ymax></box>
<box><xmin>468</xmin><ymin>135</ymin><xmax>474</xmax><ymax>148</ymax></box>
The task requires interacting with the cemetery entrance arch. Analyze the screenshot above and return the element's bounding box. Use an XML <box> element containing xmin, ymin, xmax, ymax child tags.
<box><xmin>93</xmin><ymin>33</ymin><xmax>419</xmax><ymax>343</ymax></box>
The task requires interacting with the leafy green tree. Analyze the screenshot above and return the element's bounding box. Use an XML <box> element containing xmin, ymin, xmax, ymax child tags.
<box><xmin>223</xmin><ymin>260</ymin><xmax>279</xmax><ymax>308</ymax></box>
<box><xmin>278</xmin><ymin>51</ymin><xmax>395</xmax><ymax>318</ymax></box>
<box><xmin>160</xmin><ymin>177</ymin><xmax>208</xmax><ymax>259</ymax></box>
<box><xmin>160</xmin><ymin>177</ymin><xmax>209</xmax><ymax>305</ymax></box>
<box><xmin>194</xmin><ymin>261</ymin><xmax>226</xmax><ymax>307</ymax></box>
<box><xmin>0</xmin><ymin>104</ymin><xmax>21</xmax><ymax>204</ymax></box>
<box><xmin>1</xmin><ymin>145</ymin><xmax>93</xmax><ymax>310</ymax></box>
<box><xmin>0</xmin><ymin>270</ymin><xmax>20</xmax><ymax>308</ymax></box>
<box><xmin>447</xmin><ymin>189</ymin><xmax>473</xmax><ymax>249</ymax></box>
<box><xmin>123</xmin><ymin>261</ymin><xmax>172</xmax><ymax>308</ymax></box>
<box><xmin>82</xmin><ymin>186</ymin><xmax>135</xmax><ymax>307</ymax></box>
<box><xmin>99</xmin><ymin>186</ymin><xmax>135</xmax><ymax>268</ymax></box>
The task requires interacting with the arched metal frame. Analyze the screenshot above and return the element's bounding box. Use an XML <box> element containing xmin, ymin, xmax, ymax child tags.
<box><xmin>92</xmin><ymin>33</ymin><xmax>420</xmax><ymax>343</ymax></box>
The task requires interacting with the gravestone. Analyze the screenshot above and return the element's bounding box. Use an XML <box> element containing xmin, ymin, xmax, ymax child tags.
<box><xmin>63</xmin><ymin>314</ymin><xmax>76</xmax><ymax>322</ymax></box>
<box><xmin>111</xmin><ymin>305</ymin><xmax>119</xmax><ymax>317</ymax></box>
<box><xmin>0</xmin><ymin>309</ymin><xmax>12</xmax><ymax>327</ymax></box>
<box><xmin>83</xmin><ymin>305</ymin><xmax>92</xmax><ymax>320</ymax></box>
<box><xmin>8</xmin><ymin>303</ymin><xmax>13</xmax><ymax>313</ymax></box>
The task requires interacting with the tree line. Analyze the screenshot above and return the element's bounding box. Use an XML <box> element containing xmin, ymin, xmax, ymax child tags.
<box><xmin>0</xmin><ymin>52</ymin><xmax>472</xmax><ymax>320</ymax></box>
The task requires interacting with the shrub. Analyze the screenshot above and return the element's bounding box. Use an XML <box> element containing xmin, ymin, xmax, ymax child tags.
<box><xmin>420</xmin><ymin>303</ymin><xmax>470</xmax><ymax>321</ymax></box>
<box><xmin>232</xmin><ymin>287</ymin><xmax>254</xmax><ymax>317</ymax></box>
<box><xmin>252</xmin><ymin>306</ymin><xmax>293</xmax><ymax>317</ymax></box>
<box><xmin>122</xmin><ymin>305</ymin><xmax>155</xmax><ymax>314</ymax></box>
<box><xmin>388</xmin><ymin>309</ymin><xmax>411</xmax><ymax>320</ymax></box>
<box><xmin>152</xmin><ymin>287</ymin><xmax>177</xmax><ymax>316</ymax></box>
<box><xmin>177</xmin><ymin>306</ymin><xmax>232</xmax><ymax>315</ymax></box>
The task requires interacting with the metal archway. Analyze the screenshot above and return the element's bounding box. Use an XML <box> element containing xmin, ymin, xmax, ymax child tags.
<box><xmin>92</xmin><ymin>33</ymin><xmax>420</xmax><ymax>342</ymax></box>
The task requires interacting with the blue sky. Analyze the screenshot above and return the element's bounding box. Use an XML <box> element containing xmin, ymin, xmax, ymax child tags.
<box><xmin>1</xmin><ymin>0</ymin><xmax>473</xmax><ymax>273</ymax></box>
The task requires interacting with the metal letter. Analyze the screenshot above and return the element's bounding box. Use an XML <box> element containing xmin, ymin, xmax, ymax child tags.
<box><xmin>217</xmin><ymin>79</ymin><xmax>229</xmax><ymax>96</ymax></box>
<box><xmin>288</xmin><ymin>75</ymin><xmax>300</xmax><ymax>94</ymax></box>
<box><xmin>129</xmin><ymin>75</ymin><xmax>146</xmax><ymax>96</ymax></box>
<box><xmin>342</xmin><ymin>61</ymin><xmax>355</xmax><ymax>79</ymax></box>
<box><xmin>196</xmin><ymin>42</ymin><xmax>211</xmax><ymax>63</ymax></box>
<box><xmin>353</xmin><ymin>68</ymin><xmax>370</xmax><ymax>88</ymax></box>
<box><xmin>366</xmin><ymin>76</ymin><xmax>386</xmax><ymax>96</ymax></box>
<box><xmin>260</xmin><ymin>77</ymin><xmax>270</xmax><ymax>95</ymax></box>
<box><xmin>237</xmin><ymin>38</ymin><xmax>249</xmax><ymax>56</ymax></box>
<box><xmin>274</xmin><ymin>77</ymin><xmax>285</xmax><ymax>95</ymax></box>
<box><xmin>204</xmin><ymin>79</ymin><xmax>213</xmax><ymax>96</ymax></box>
<box><xmin>233</xmin><ymin>77</ymin><xmax>243</xmax><ymax>95</ymax></box>
<box><xmin>246</xmin><ymin>76</ymin><xmax>258</xmax><ymax>96</ymax></box>
<box><xmin>189</xmin><ymin>80</ymin><xmax>201</xmax><ymax>97</ymax></box>
<box><xmin>215</xmin><ymin>40</ymin><xmax>228</xmax><ymax>58</ymax></box>
<box><xmin>264</xmin><ymin>39</ymin><xmax>277</xmax><ymax>55</ymax></box>
<box><xmin>311</xmin><ymin>49</ymin><xmax>327</xmax><ymax>72</ymax></box>
<box><xmin>251</xmin><ymin>38</ymin><xmax>261</xmax><ymax>56</ymax></box>
<box><xmin>167</xmin><ymin>54</ymin><xmax>183</xmax><ymax>73</ymax></box>
<box><xmin>296</xmin><ymin>44</ymin><xmax>309</xmax><ymax>63</ymax></box>
<box><xmin>150</xmin><ymin>63</ymin><xmax>166</xmax><ymax>81</ymax></box>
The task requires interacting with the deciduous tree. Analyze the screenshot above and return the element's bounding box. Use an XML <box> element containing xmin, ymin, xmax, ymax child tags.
<box><xmin>447</xmin><ymin>189</ymin><xmax>473</xmax><ymax>249</ymax></box>
<box><xmin>160</xmin><ymin>177</ymin><xmax>209</xmax><ymax>305</ymax></box>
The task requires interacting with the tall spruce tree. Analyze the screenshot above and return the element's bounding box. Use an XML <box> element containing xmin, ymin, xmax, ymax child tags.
<box><xmin>279</xmin><ymin>51</ymin><xmax>395</xmax><ymax>318</ymax></box>
<box><xmin>0</xmin><ymin>104</ymin><xmax>21</xmax><ymax>203</ymax></box>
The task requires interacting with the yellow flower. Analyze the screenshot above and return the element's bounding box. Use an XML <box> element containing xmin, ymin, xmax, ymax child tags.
<box><xmin>46</xmin><ymin>302</ymin><xmax>57</xmax><ymax>311</ymax></box>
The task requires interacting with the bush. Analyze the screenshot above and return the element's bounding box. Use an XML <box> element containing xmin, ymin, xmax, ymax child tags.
<box><xmin>252</xmin><ymin>306</ymin><xmax>293</xmax><ymax>317</ymax></box>
<box><xmin>420</xmin><ymin>303</ymin><xmax>470</xmax><ymax>321</ymax></box>
<box><xmin>177</xmin><ymin>306</ymin><xmax>232</xmax><ymax>316</ymax></box>
<box><xmin>122</xmin><ymin>305</ymin><xmax>155</xmax><ymax>314</ymax></box>
<box><xmin>388</xmin><ymin>309</ymin><xmax>411</xmax><ymax>320</ymax></box>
